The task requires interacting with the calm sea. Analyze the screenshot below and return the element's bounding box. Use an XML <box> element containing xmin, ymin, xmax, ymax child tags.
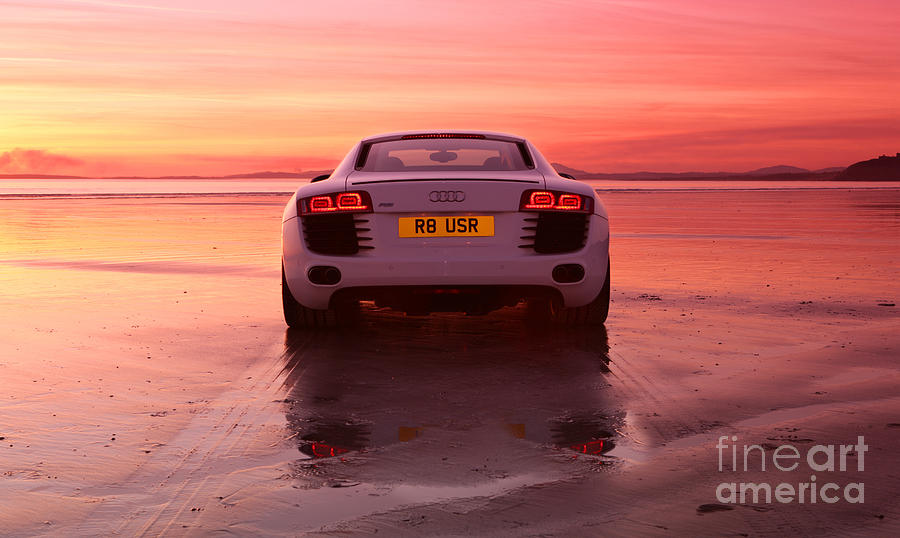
<box><xmin>1</xmin><ymin>177</ymin><xmax>898</xmax><ymax>198</ymax></box>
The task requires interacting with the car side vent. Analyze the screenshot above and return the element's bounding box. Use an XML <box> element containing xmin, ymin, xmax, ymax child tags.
<box><xmin>519</xmin><ymin>213</ymin><xmax>589</xmax><ymax>254</ymax></box>
<box><xmin>302</xmin><ymin>214</ymin><xmax>373</xmax><ymax>255</ymax></box>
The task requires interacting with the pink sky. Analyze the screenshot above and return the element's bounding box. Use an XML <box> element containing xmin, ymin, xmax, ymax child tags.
<box><xmin>1</xmin><ymin>0</ymin><xmax>899</xmax><ymax>176</ymax></box>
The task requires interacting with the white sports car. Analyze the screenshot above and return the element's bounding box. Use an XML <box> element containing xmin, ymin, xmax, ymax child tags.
<box><xmin>281</xmin><ymin>130</ymin><xmax>610</xmax><ymax>327</ymax></box>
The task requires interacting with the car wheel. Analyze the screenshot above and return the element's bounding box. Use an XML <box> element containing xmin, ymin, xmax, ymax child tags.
<box><xmin>530</xmin><ymin>260</ymin><xmax>610</xmax><ymax>326</ymax></box>
<box><xmin>282</xmin><ymin>264</ymin><xmax>343</xmax><ymax>328</ymax></box>
<box><xmin>577</xmin><ymin>261</ymin><xmax>610</xmax><ymax>325</ymax></box>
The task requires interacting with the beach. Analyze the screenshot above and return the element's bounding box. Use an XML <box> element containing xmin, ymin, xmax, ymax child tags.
<box><xmin>1</xmin><ymin>185</ymin><xmax>898</xmax><ymax>536</ymax></box>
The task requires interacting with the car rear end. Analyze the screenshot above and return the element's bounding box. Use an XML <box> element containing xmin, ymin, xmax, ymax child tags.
<box><xmin>282</xmin><ymin>132</ymin><xmax>609</xmax><ymax>317</ymax></box>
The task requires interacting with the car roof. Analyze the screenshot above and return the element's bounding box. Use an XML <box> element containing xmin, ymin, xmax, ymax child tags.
<box><xmin>360</xmin><ymin>130</ymin><xmax>526</xmax><ymax>143</ymax></box>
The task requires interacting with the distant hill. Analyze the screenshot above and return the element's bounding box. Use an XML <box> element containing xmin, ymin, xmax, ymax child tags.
<box><xmin>0</xmin><ymin>173</ymin><xmax>87</xmax><ymax>179</ymax></box>
<box><xmin>6</xmin><ymin>162</ymin><xmax>878</xmax><ymax>181</ymax></box>
<box><xmin>551</xmin><ymin>163</ymin><xmax>846</xmax><ymax>181</ymax></box>
<box><xmin>551</xmin><ymin>163</ymin><xmax>593</xmax><ymax>178</ymax></box>
<box><xmin>223</xmin><ymin>170</ymin><xmax>334</xmax><ymax>179</ymax></box>
<box><xmin>743</xmin><ymin>165</ymin><xmax>809</xmax><ymax>175</ymax></box>
<box><xmin>0</xmin><ymin>170</ymin><xmax>331</xmax><ymax>180</ymax></box>
<box><xmin>813</xmin><ymin>167</ymin><xmax>846</xmax><ymax>174</ymax></box>
<box><xmin>223</xmin><ymin>171</ymin><xmax>306</xmax><ymax>179</ymax></box>
<box><xmin>835</xmin><ymin>153</ymin><xmax>900</xmax><ymax>181</ymax></box>
<box><xmin>116</xmin><ymin>170</ymin><xmax>333</xmax><ymax>180</ymax></box>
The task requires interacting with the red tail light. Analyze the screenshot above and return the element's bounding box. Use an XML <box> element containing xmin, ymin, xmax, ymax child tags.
<box><xmin>300</xmin><ymin>191</ymin><xmax>373</xmax><ymax>215</ymax></box>
<box><xmin>336</xmin><ymin>192</ymin><xmax>367</xmax><ymax>210</ymax></box>
<box><xmin>310</xmin><ymin>442</ymin><xmax>350</xmax><ymax>458</ymax></box>
<box><xmin>520</xmin><ymin>190</ymin><xmax>592</xmax><ymax>213</ymax></box>
<box><xmin>557</xmin><ymin>194</ymin><xmax>581</xmax><ymax>209</ymax></box>
<box><xmin>525</xmin><ymin>191</ymin><xmax>556</xmax><ymax>209</ymax></box>
<box><xmin>309</xmin><ymin>195</ymin><xmax>336</xmax><ymax>212</ymax></box>
<box><xmin>570</xmin><ymin>439</ymin><xmax>604</xmax><ymax>455</ymax></box>
<box><xmin>400</xmin><ymin>133</ymin><xmax>486</xmax><ymax>139</ymax></box>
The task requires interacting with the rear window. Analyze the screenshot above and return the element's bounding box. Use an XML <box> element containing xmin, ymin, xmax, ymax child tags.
<box><xmin>356</xmin><ymin>137</ymin><xmax>532</xmax><ymax>172</ymax></box>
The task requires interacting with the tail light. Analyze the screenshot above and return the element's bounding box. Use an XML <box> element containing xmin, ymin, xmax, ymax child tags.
<box><xmin>308</xmin><ymin>442</ymin><xmax>351</xmax><ymax>458</ymax></box>
<box><xmin>520</xmin><ymin>190</ymin><xmax>592</xmax><ymax>213</ymax></box>
<box><xmin>400</xmin><ymin>133</ymin><xmax>486</xmax><ymax>139</ymax></box>
<box><xmin>299</xmin><ymin>191</ymin><xmax>373</xmax><ymax>215</ymax></box>
<box><xmin>570</xmin><ymin>439</ymin><xmax>605</xmax><ymax>455</ymax></box>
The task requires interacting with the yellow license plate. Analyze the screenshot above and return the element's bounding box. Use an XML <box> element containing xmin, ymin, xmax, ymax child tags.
<box><xmin>398</xmin><ymin>216</ymin><xmax>494</xmax><ymax>237</ymax></box>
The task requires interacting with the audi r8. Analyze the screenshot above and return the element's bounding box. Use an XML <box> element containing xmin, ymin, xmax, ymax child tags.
<box><xmin>281</xmin><ymin>130</ymin><xmax>610</xmax><ymax>327</ymax></box>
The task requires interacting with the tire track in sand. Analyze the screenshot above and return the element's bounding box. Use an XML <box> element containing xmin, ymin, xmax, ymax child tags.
<box><xmin>74</xmin><ymin>343</ymin><xmax>293</xmax><ymax>537</ymax></box>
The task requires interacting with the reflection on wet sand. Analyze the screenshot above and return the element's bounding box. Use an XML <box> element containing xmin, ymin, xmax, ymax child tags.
<box><xmin>278</xmin><ymin>307</ymin><xmax>619</xmax><ymax>463</ymax></box>
<box><xmin>1</xmin><ymin>189</ymin><xmax>897</xmax><ymax>535</ymax></box>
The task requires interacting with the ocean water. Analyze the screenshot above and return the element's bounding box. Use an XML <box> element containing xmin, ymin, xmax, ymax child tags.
<box><xmin>0</xmin><ymin>177</ymin><xmax>898</xmax><ymax>198</ymax></box>
<box><xmin>0</xmin><ymin>177</ymin><xmax>302</xmax><ymax>198</ymax></box>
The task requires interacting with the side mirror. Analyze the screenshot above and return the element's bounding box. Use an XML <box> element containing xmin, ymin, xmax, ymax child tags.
<box><xmin>311</xmin><ymin>173</ymin><xmax>332</xmax><ymax>183</ymax></box>
<box><xmin>559</xmin><ymin>172</ymin><xmax>576</xmax><ymax>180</ymax></box>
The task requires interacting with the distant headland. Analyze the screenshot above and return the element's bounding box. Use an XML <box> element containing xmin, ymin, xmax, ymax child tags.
<box><xmin>2</xmin><ymin>156</ymin><xmax>899</xmax><ymax>181</ymax></box>
<box><xmin>0</xmin><ymin>170</ymin><xmax>331</xmax><ymax>180</ymax></box>
<box><xmin>550</xmin><ymin>164</ymin><xmax>847</xmax><ymax>181</ymax></box>
<box><xmin>834</xmin><ymin>153</ymin><xmax>900</xmax><ymax>181</ymax></box>
<box><xmin>552</xmin><ymin>153</ymin><xmax>899</xmax><ymax>181</ymax></box>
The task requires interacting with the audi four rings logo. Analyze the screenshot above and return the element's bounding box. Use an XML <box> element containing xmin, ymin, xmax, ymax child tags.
<box><xmin>429</xmin><ymin>190</ymin><xmax>466</xmax><ymax>202</ymax></box>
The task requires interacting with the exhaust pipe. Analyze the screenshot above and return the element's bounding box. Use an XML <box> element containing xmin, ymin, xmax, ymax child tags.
<box><xmin>552</xmin><ymin>264</ymin><xmax>585</xmax><ymax>284</ymax></box>
<box><xmin>308</xmin><ymin>265</ymin><xmax>341</xmax><ymax>285</ymax></box>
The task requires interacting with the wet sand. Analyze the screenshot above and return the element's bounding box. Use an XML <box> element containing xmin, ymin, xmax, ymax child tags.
<box><xmin>1</xmin><ymin>189</ymin><xmax>898</xmax><ymax>536</ymax></box>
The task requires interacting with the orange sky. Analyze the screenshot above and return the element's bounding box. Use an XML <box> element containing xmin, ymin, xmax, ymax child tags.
<box><xmin>1</xmin><ymin>0</ymin><xmax>899</xmax><ymax>176</ymax></box>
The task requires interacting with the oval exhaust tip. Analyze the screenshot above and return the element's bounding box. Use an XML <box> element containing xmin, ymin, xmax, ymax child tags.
<box><xmin>552</xmin><ymin>264</ymin><xmax>585</xmax><ymax>284</ymax></box>
<box><xmin>308</xmin><ymin>265</ymin><xmax>341</xmax><ymax>285</ymax></box>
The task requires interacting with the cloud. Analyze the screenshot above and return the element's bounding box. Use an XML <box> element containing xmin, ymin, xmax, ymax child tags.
<box><xmin>0</xmin><ymin>148</ymin><xmax>84</xmax><ymax>173</ymax></box>
<box><xmin>539</xmin><ymin>117</ymin><xmax>900</xmax><ymax>172</ymax></box>
<box><xmin>69</xmin><ymin>0</ymin><xmax>217</xmax><ymax>13</ymax></box>
<box><xmin>174</xmin><ymin>154</ymin><xmax>339</xmax><ymax>174</ymax></box>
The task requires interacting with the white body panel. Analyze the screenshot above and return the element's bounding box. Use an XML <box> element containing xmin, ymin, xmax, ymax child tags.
<box><xmin>282</xmin><ymin>130</ymin><xmax>609</xmax><ymax>313</ymax></box>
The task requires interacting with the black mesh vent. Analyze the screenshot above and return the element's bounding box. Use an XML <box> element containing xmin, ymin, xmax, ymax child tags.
<box><xmin>520</xmin><ymin>212</ymin><xmax>588</xmax><ymax>254</ymax></box>
<box><xmin>302</xmin><ymin>214</ymin><xmax>373</xmax><ymax>255</ymax></box>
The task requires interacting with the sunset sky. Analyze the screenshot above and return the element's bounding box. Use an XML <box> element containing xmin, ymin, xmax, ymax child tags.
<box><xmin>1</xmin><ymin>0</ymin><xmax>899</xmax><ymax>176</ymax></box>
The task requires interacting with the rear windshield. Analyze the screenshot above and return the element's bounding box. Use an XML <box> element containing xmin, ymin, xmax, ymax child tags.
<box><xmin>357</xmin><ymin>137</ymin><xmax>532</xmax><ymax>172</ymax></box>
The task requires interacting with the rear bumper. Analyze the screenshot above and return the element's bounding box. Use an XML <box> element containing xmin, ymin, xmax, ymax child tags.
<box><xmin>282</xmin><ymin>215</ymin><xmax>609</xmax><ymax>311</ymax></box>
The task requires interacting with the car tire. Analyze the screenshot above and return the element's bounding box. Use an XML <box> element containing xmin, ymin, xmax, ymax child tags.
<box><xmin>282</xmin><ymin>264</ymin><xmax>342</xmax><ymax>328</ymax></box>
<box><xmin>574</xmin><ymin>261</ymin><xmax>610</xmax><ymax>325</ymax></box>
<box><xmin>530</xmin><ymin>260</ymin><xmax>610</xmax><ymax>326</ymax></box>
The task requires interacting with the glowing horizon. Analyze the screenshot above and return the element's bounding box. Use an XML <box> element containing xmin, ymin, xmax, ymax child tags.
<box><xmin>1</xmin><ymin>0</ymin><xmax>899</xmax><ymax>176</ymax></box>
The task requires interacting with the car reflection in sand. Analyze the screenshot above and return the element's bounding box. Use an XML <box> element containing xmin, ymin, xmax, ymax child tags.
<box><xmin>277</xmin><ymin>306</ymin><xmax>620</xmax><ymax>467</ymax></box>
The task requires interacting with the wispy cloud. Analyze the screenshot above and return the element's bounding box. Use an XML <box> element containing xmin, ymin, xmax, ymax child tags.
<box><xmin>0</xmin><ymin>57</ymin><xmax>73</xmax><ymax>63</ymax></box>
<box><xmin>1</xmin><ymin>0</ymin><xmax>898</xmax><ymax>174</ymax></box>
<box><xmin>0</xmin><ymin>148</ymin><xmax>84</xmax><ymax>173</ymax></box>
<box><xmin>64</xmin><ymin>0</ymin><xmax>218</xmax><ymax>14</ymax></box>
